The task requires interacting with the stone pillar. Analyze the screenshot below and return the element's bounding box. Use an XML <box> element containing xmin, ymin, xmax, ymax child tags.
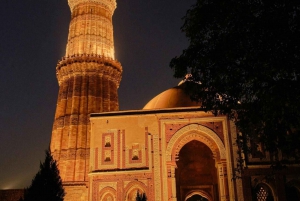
<box><xmin>276</xmin><ymin>174</ymin><xmax>287</xmax><ymax>201</ymax></box>
<box><xmin>153</xmin><ymin>135</ymin><xmax>162</xmax><ymax>201</ymax></box>
<box><xmin>170</xmin><ymin>165</ymin><xmax>177</xmax><ymax>201</ymax></box>
<box><xmin>218</xmin><ymin>161</ymin><xmax>230</xmax><ymax>201</ymax></box>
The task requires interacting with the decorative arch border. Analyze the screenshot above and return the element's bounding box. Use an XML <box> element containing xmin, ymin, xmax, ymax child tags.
<box><xmin>184</xmin><ymin>190</ymin><xmax>213</xmax><ymax>201</ymax></box>
<box><xmin>98</xmin><ymin>187</ymin><xmax>116</xmax><ymax>201</ymax></box>
<box><xmin>166</xmin><ymin>123</ymin><xmax>226</xmax><ymax>162</ymax></box>
<box><xmin>124</xmin><ymin>181</ymin><xmax>148</xmax><ymax>201</ymax></box>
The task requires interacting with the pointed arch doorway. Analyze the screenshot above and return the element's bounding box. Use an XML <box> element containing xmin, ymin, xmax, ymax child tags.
<box><xmin>165</xmin><ymin>124</ymin><xmax>231</xmax><ymax>201</ymax></box>
<box><xmin>176</xmin><ymin>140</ymin><xmax>218</xmax><ymax>201</ymax></box>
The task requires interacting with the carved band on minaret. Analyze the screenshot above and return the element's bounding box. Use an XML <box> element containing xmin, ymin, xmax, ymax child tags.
<box><xmin>56</xmin><ymin>54</ymin><xmax>122</xmax><ymax>84</ymax></box>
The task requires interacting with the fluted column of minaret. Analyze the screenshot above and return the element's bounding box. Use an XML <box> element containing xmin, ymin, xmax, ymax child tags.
<box><xmin>50</xmin><ymin>0</ymin><xmax>122</xmax><ymax>187</ymax></box>
<box><xmin>66</xmin><ymin>0</ymin><xmax>116</xmax><ymax>59</ymax></box>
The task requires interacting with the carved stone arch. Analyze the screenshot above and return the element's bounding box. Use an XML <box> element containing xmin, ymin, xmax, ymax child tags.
<box><xmin>98</xmin><ymin>187</ymin><xmax>116</xmax><ymax>201</ymax></box>
<box><xmin>184</xmin><ymin>190</ymin><xmax>213</xmax><ymax>201</ymax></box>
<box><xmin>124</xmin><ymin>181</ymin><xmax>148</xmax><ymax>201</ymax></box>
<box><xmin>166</xmin><ymin>123</ymin><xmax>226</xmax><ymax>162</ymax></box>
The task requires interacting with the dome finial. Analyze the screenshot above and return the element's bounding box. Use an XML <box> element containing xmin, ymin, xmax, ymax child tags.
<box><xmin>178</xmin><ymin>74</ymin><xmax>193</xmax><ymax>86</ymax></box>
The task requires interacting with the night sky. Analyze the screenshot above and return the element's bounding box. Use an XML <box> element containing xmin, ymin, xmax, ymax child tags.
<box><xmin>0</xmin><ymin>0</ymin><xmax>195</xmax><ymax>189</ymax></box>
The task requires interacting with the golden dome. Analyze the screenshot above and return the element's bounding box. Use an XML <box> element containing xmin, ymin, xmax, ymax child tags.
<box><xmin>143</xmin><ymin>82</ymin><xmax>201</xmax><ymax>110</ymax></box>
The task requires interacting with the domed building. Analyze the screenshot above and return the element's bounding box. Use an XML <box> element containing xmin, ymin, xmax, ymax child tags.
<box><xmin>89</xmin><ymin>79</ymin><xmax>300</xmax><ymax>201</ymax></box>
<box><xmin>89</xmin><ymin>78</ymin><xmax>237</xmax><ymax>201</ymax></box>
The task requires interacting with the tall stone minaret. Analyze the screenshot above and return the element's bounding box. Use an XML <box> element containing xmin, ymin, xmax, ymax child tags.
<box><xmin>50</xmin><ymin>0</ymin><xmax>122</xmax><ymax>199</ymax></box>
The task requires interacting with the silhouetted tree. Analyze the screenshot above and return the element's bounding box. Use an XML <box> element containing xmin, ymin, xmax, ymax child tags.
<box><xmin>20</xmin><ymin>149</ymin><xmax>65</xmax><ymax>201</ymax></box>
<box><xmin>136</xmin><ymin>191</ymin><xmax>147</xmax><ymax>201</ymax></box>
<box><xmin>170</xmin><ymin>0</ymin><xmax>300</xmax><ymax>167</ymax></box>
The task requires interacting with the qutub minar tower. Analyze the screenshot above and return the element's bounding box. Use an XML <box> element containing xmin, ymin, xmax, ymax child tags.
<box><xmin>50</xmin><ymin>0</ymin><xmax>122</xmax><ymax>199</ymax></box>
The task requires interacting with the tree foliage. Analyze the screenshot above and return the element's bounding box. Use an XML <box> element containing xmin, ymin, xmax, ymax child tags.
<box><xmin>20</xmin><ymin>149</ymin><xmax>65</xmax><ymax>201</ymax></box>
<box><xmin>170</xmin><ymin>0</ymin><xmax>300</xmax><ymax>164</ymax></box>
<box><xmin>136</xmin><ymin>191</ymin><xmax>147</xmax><ymax>201</ymax></box>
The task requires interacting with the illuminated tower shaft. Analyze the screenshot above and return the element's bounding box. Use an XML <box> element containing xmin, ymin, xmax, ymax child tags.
<box><xmin>50</xmin><ymin>0</ymin><xmax>122</xmax><ymax>185</ymax></box>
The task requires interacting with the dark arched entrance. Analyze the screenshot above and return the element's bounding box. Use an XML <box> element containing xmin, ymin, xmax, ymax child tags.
<box><xmin>175</xmin><ymin>140</ymin><xmax>218</xmax><ymax>201</ymax></box>
<box><xmin>285</xmin><ymin>185</ymin><xmax>300</xmax><ymax>201</ymax></box>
